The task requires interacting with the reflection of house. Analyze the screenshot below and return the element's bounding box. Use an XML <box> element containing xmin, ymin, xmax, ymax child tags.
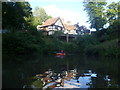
<box><xmin>41</xmin><ymin>77</ymin><xmax>52</xmax><ymax>85</ymax></box>
<box><xmin>37</xmin><ymin>17</ymin><xmax>65</xmax><ymax>35</ymax></box>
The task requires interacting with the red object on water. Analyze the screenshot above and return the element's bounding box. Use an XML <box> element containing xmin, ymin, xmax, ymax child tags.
<box><xmin>56</xmin><ymin>53</ymin><xmax>66</xmax><ymax>56</ymax></box>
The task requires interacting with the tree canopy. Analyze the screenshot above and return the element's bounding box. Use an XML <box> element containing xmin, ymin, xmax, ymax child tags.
<box><xmin>106</xmin><ymin>2</ymin><xmax>119</xmax><ymax>26</ymax></box>
<box><xmin>83</xmin><ymin>1</ymin><xmax>120</xmax><ymax>31</ymax></box>
<box><xmin>33</xmin><ymin>7</ymin><xmax>52</xmax><ymax>26</ymax></box>
<box><xmin>2</xmin><ymin>1</ymin><xmax>33</xmax><ymax>30</ymax></box>
<box><xmin>83</xmin><ymin>1</ymin><xmax>107</xmax><ymax>30</ymax></box>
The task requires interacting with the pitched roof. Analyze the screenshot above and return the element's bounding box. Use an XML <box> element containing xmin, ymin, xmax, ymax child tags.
<box><xmin>64</xmin><ymin>24</ymin><xmax>76</xmax><ymax>31</ymax></box>
<box><xmin>41</xmin><ymin>17</ymin><xmax>59</xmax><ymax>27</ymax></box>
<box><xmin>39</xmin><ymin>17</ymin><xmax>76</xmax><ymax>31</ymax></box>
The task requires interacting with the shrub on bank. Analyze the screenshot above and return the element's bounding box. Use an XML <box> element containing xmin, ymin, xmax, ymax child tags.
<box><xmin>2</xmin><ymin>31</ymin><xmax>46</xmax><ymax>55</ymax></box>
<box><xmin>84</xmin><ymin>39</ymin><xmax>119</xmax><ymax>57</ymax></box>
<box><xmin>2</xmin><ymin>29</ymin><xmax>119</xmax><ymax>58</ymax></box>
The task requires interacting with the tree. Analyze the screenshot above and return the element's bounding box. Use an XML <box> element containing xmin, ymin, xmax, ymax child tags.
<box><xmin>105</xmin><ymin>2</ymin><xmax>120</xmax><ymax>40</ymax></box>
<box><xmin>83</xmin><ymin>1</ymin><xmax>107</xmax><ymax>31</ymax></box>
<box><xmin>106</xmin><ymin>2</ymin><xmax>119</xmax><ymax>26</ymax></box>
<box><xmin>33</xmin><ymin>7</ymin><xmax>51</xmax><ymax>25</ymax></box>
<box><xmin>2</xmin><ymin>1</ymin><xmax>33</xmax><ymax>30</ymax></box>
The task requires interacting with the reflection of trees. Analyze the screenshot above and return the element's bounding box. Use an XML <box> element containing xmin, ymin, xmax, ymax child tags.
<box><xmin>3</xmin><ymin>54</ymin><xmax>119</xmax><ymax>88</ymax></box>
<box><xmin>45</xmin><ymin>55</ymin><xmax>119</xmax><ymax>88</ymax></box>
<box><xmin>89</xmin><ymin>75</ymin><xmax>107</xmax><ymax>88</ymax></box>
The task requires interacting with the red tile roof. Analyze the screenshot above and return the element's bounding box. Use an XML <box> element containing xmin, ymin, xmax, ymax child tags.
<box><xmin>64</xmin><ymin>24</ymin><xmax>76</xmax><ymax>31</ymax></box>
<box><xmin>40</xmin><ymin>17</ymin><xmax>76</xmax><ymax>31</ymax></box>
<box><xmin>41</xmin><ymin>17</ymin><xmax>59</xmax><ymax>27</ymax></box>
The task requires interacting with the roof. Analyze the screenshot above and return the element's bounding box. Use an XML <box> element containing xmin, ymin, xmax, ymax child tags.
<box><xmin>64</xmin><ymin>24</ymin><xmax>76</xmax><ymax>31</ymax></box>
<box><xmin>39</xmin><ymin>17</ymin><xmax>76</xmax><ymax>31</ymax></box>
<box><xmin>43</xmin><ymin>77</ymin><xmax>52</xmax><ymax>81</ymax></box>
<box><xmin>41</xmin><ymin>17</ymin><xmax>59</xmax><ymax>27</ymax></box>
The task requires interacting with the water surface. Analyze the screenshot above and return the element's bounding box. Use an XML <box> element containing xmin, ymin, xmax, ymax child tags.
<box><xmin>2</xmin><ymin>54</ymin><xmax>119</xmax><ymax>89</ymax></box>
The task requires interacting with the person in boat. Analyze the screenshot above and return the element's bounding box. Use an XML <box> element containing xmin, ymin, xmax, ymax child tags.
<box><xmin>60</xmin><ymin>50</ymin><xmax>64</xmax><ymax>53</ymax></box>
<box><xmin>56</xmin><ymin>50</ymin><xmax>66</xmax><ymax>56</ymax></box>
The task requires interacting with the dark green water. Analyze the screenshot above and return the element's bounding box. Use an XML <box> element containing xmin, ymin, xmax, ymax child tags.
<box><xmin>2</xmin><ymin>54</ymin><xmax>120</xmax><ymax>88</ymax></box>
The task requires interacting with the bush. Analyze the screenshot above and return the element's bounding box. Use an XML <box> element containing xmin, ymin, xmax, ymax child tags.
<box><xmin>84</xmin><ymin>39</ymin><xmax>119</xmax><ymax>57</ymax></box>
<box><xmin>2</xmin><ymin>31</ymin><xmax>45</xmax><ymax>55</ymax></box>
<box><xmin>2</xmin><ymin>28</ymin><xmax>119</xmax><ymax>58</ymax></box>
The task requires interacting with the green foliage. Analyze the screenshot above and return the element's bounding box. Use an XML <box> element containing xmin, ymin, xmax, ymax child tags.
<box><xmin>83</xmin><ymin>1</ymin><xmax>107</xmax><ymax>30</ymax></box>
<box><xmin>2</xmin><ymin>1</ymin><xmax>119</xmax><ymax>58</ymax></box>
<box><xmin>2</xmin><ymin>31</ymin><xmax>45</xmax><ymax>55</ymax></box>
<box><xmin>76</xmin><ymin>35</ymin><xmax>99</xmax><ymax>53</ymax></box>
<box><xmin>85</xmin><ymin>39</ymin><xmax>119</xmax><ymax>57</ymax></box>
<box><xmin>2</xmin><ymin>30</ymin><xmax>79</xmax><ymax>55</ymax></box>
<box><xmin>83</xmin><ymin>1</ymin><xmax>119</xmax><ymax>31</ymax></box>
<box><xmin>75</xmin><ymin>28</ymin><xmax>119</xmax><ymax>57</ymax></box>
<box><xmin>82</xmin><ymin>1</ymin><xmax>119</xmax><ymax>57</ymax></box>
<box><xmin>2</xmin><ymin>28</ymin><xmax>119</xmax><ymax>58</ymax></box>
<box><xmin>32</xmin><ymin>79</ymin><xmax>43</xmax><ymax>88</ymax></box>
<box><xmin>106</xmin><ymin>2</ymin><xmax>119</xmax><ymax>26</ymax></box>
<box><xmin>33</xmin><ymin>7</ymin><xmax>51</xmax><ymax>25</ymax></box>
<box><xmin>2</xmin><ymin>2</ymin><xmax>33</xmax><ymax>30</ymax></box>
<box><xmin>52</xmin><ymin>31</ymin><xmax>63</xmax><ymax>39</ymax></box>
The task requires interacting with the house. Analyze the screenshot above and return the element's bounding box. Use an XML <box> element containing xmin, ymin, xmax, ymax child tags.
<box><xmin>64</xmin><ymin>24</ymin><xmax>77</xmax><ymax>35</ymax></box>
<box><xmin>63</xmin><ymin>21</ymin><xmax>77</xmax><ymax>35</ymax></box>
<box><xmin>37</xmin><ymin>17</ymin><xmax>79</xmax><ymax>35</ymax></box>
<box><xmin>76</xmin><ymin>25</ymin><xmax>91</xmax><ymax>35</ymax></box>
<box><xmin>37</xmin><ymin>17</ymin><xmax>65</xmax><ymax>35</ymax></box>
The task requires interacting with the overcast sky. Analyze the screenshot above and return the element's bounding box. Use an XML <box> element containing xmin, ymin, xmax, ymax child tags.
<box><xmin>28</xmin><ymin>0</ymin><xmax>119</xmax><ymax>31</ymax></box>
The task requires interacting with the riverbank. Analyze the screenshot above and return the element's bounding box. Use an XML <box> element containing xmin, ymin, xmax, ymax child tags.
<box><xmin>2</xmin><ymin>25</ymin><xmax>120</xmax><ymax>59</ymax></box>
<box><xmin>2</xmin><ymin>28</ymin><xmax>119</xmax><ymax>58</ymax></box>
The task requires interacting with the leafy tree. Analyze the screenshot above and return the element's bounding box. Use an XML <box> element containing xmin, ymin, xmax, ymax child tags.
<box><xmin>33</xmin><ymin>7</ymin><xmax>51</xmax><ymax>25</ymax></box>
<box><xmin>83</xmin><ymin>1</ymin><xmax>107</xmax><ymax>31</ymax></box>
<box><xmin>105</xmin><ymin>2</ymin><xmax>120</xmax><ymax>40</ymax></box>
<box><xmin>2</xmin><ymin>1</ymin><xmax>32</xmax><ymax>30</ymax></box>
<box><xmin>106</xmin><ymin>2</ymin><xmax>119</xmax><ymax>26</ymax></box>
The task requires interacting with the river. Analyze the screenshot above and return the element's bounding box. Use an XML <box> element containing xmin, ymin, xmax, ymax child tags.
<box><xmin>2</xmin><ymin>54</ymin><xmax>120</xmax><ymax>89</ymax></box>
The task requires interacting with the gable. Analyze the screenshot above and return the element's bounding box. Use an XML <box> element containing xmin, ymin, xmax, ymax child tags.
<box><xmin>41</xmin><ymin>17</ymin><xmax>59</xmax><ymax>27</ymax></box>
<box><xmin>54</xmin><ymin>19</ymin><xmax>64</xmax><ymax>28</ymax></box>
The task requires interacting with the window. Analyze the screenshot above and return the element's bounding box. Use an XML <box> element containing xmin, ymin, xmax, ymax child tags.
<box><xmin>58</xmin><ymin>27</ymin><xmax>61</xmax><ymax>30</ymax></box>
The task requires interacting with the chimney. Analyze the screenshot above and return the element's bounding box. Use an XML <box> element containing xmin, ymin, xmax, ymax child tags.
<box><xmin>66</xmin><ymin>21</ymin><xmax>71</xmax><ymax>25</ymax></box>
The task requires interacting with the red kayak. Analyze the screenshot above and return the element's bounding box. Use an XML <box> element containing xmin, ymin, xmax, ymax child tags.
<box><xmin>56</xmin><ymin>53</ymin><xmax>66</xmax><ymax>56</ymax></box>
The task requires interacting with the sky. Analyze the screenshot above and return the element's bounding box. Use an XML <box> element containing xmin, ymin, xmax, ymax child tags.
<box><xmin>28</xmin><ymin>0</ymin><xmax>119</xmax><ymax>31</ymax></box>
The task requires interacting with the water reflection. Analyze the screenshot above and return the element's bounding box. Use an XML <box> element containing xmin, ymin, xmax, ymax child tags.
<box><xmin>33</xmin><ymin>69</ymin><xmax>97</xmax><ymax>89</ymax></box>
<box><xmin>2</xmin><ymin>54</ymin><xmax>119</xmax><ymax>89</ymax></box>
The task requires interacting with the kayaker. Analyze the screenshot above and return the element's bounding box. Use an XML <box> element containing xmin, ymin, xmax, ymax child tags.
<box><xmin>60</xmin><ymin>50</ymin><xmax>64</xmax><ymax>53</ymax></box>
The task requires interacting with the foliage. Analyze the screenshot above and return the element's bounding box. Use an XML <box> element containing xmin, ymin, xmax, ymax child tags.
<box><xmin>2</xmin><ymin>31</ymin><xmax>46</xmax><ymax>55</ymax></box>
<box><xmin>106</xmin><ymin>2</ymin><xmax>119</xmax><ymax>26</ymax></box>
<box><xmin>2</xmin><ymin>1</ymin><xmax>119</xmax><ymax>58</ymax></box>
<box><xmin>32</xmin><ymin>79</ymin><xmax>43</xmax><ymax>88</ymax></box>
<box><xmin>52</xmin><ymin>31</ymin><xmax>63</xmax><ymax>39</ymax></box>
<box><xmin>33</xmin><ymin>7</ymin><xmax>52</xmax><ymax>25</ymax></box>
<box><xmin>75</xmin><ymin>26</ymin><xmax>119</xmax><ymax>57</ymax></box>
<box><xmin>76</xmin><ymin>35</ymin><xmax>99</xmax><ymax>53</ymax></box>
<box><xmin>2</xmin><ymin>1</ymin><xmax>33</xmax><ymax>30</ymax></box>
<box><xmin>84</xmin><ymin>39</ymin><xmax>119</xmax><ymax>57</ymax></box>
<box><xmin>3</xmin><ymin>27</ymin><xmax>119</xmax><ymax>57</ymax></box>
<box><xmin>83</xmin><ymin>1</ymin><xmax>107</xmax><ymax>30</ymax></box>
<box><xmin>83</xmin><ymin>1</ymin><xmax>119</xmax><ymax>31</ymax></box>
<box><xmin>82</xmin><ymin>1</ymin><xmax>119</xmax><ymax>57</ymax></box>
